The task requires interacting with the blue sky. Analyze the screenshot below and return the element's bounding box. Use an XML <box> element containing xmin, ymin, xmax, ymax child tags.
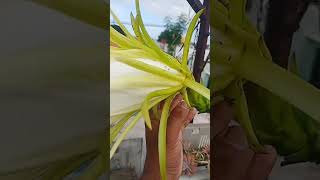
<box><xmin>110</xmin><ymin>0</ymin><xmax>195</xmax><ymax>39</ymax></box>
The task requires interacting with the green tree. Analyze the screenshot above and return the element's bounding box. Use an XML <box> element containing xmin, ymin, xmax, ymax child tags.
<box><xmin>157</xmin><ymin>14</ymin><xmax>188</xmax><ymax>55</ymax></box>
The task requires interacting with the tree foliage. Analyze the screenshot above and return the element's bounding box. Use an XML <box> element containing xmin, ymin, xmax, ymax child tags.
<box><xmin>157</xmin><ymin>14</ymin><xmax>188</xmax><ymax>55</ymax></box>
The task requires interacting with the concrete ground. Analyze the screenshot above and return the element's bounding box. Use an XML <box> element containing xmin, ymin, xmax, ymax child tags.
<box><xmin>180</xmin><ymin>168</ymin><xmax>209</xmax><ymax>180</ymax></box>
<box><xmin>269</xmin><ymin>157</ymin><xmax>320</xmax><ymax>180</ymax></box>
<box><xmin>110</xmin><ymin>168</ymin><xmax>209</xmax><ymax>180</ymax></box>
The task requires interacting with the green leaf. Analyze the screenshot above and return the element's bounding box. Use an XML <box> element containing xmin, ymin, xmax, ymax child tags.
<box><xmin>110</xmin><ymin>9</ymin><xmax>135</xmax><ymax>39</ymax></box>
<box><xmin>135</xmin><ymin>0</ymin><xmax>184</xmax><ymax>72</ymax></box>
<box><xmin>142</xmin><ymin>85</ymin><xmax>183</xmax><ymax>129</ymax></box>
<box><xmin>182</xmin><ymin>9</ymin><xmax>204</xmax><ymax>69</ymax></box>
<box><xmin>115</xmin><ymin>57</ymin><xmax>184</xmax><ymax>82</ymax></box>
<box><xmin>130</xmin><ymin>13</ymin><xmax>144</xmax><ymax>42</ymax></box>
<box><xmin>110</xmin><ymin>94</ymin><xmax>171</xmax><ymax>159</ymax></box>
<box><xmin>229</xmin><ymin>0</ymin><xmax>246</xmax><ymax>26</ymax></box>
<box><xmin>187</xmin><ymin>88</ymin><xmax>209</xmax><ymax>113</ymax></box>
<box><xmin>111</xmin><ymin>111</ymin><xmax>137</xmax><ymax>142</ymax></box>
<box><xmin>181</xmin><ymin>87</ymin><xmax>191</xmax><ymax>107</ymax></box>
<box><xmin>30</xmin><ymin>0</ymin><xmax>107</xmax><ymax>29</ymax></box>
<box><xmin>183</xmin><ymin>78</ymin><xmax>210</xmax><ymax>100</ymax></box>
<box><xmin>224</xmin><ymin>80</ymin><xmax>264</xmax><ymax>152</ymax></box>
<box><xmin>158</xmin><ymin>94</ymin><xmax>175</xmax><ymax>180</ymax></box>
<box><xmin>110</xmin><ymin>27</ymin><xmax>144</xmax><ymax>49</ymax></box>
<box><xmin>110</xmin><ymin>112</ymin><xmax>143</xmax><ymax>158</ymax></box>
<box><xmin>111</xmin><ymin>48</ymin><xmax>161</xmax><ymax>62</ymax></box>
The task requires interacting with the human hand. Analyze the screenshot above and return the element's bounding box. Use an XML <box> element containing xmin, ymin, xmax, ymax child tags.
<box><xmin>141</xmin><ymin>94</ymin><xmax>197</xmax><ymax>180</ymax></box>
<box><xmin>212</xmin><ymin>101</ymin><xmax>277</xmax><ymax>180</ymax></box>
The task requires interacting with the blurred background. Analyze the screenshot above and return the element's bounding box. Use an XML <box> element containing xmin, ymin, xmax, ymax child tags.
<box><xmin>0</xmin><ymin>0</ymin><xmax>106</xmax><ymax>178</ymax></box>
<box><xmin>246</xmin><ymin>0</ymin><xmax>320</xmax><ymax>179</ymax></box>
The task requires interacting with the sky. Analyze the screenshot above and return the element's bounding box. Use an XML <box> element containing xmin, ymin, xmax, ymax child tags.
<box><xmin>110</xmin><ymin>0</ymin><xmax>195</xmax><ymax>39</ymax></box>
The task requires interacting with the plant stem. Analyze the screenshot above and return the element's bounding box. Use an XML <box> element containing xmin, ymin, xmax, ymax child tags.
<box><xmin>234</xmin><ymin>52</ymin><xmax>320</xmax><ymax>122</ymax></box>
<box><xmin>225</xmin><ymin>80</ymin><xmax>264</xmax><ymax>152</ymax></box>
<box><xmin>184</xmin><ymin>78</ymin><xmax>210</xmax><ymax>100</ymax></box>
<box><xmin>190</xmin><ymin>0</ymin><xmax>210</xmax><ymax>82</ymax></box>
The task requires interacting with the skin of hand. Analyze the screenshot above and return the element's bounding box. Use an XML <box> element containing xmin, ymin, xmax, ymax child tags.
<box><xmin>140</xmin><ymin>94</ymin><xmax>197</xmax><ymax>180</ymax></box>
<box><xmin>212</xmin><ymin>101</ymin><xmax>277</xmax><ymax>180</ymax></box>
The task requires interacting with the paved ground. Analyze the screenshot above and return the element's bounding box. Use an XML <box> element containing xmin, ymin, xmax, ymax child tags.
<box><xmin>269</xmin><ymin>157</ymin><xmax>320</xmax><ymax>180</ymax></box>
<box><xmin>180</xmin><ymin>169</ymin><xmax>209</xmax><ymax>180</ymax></box>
